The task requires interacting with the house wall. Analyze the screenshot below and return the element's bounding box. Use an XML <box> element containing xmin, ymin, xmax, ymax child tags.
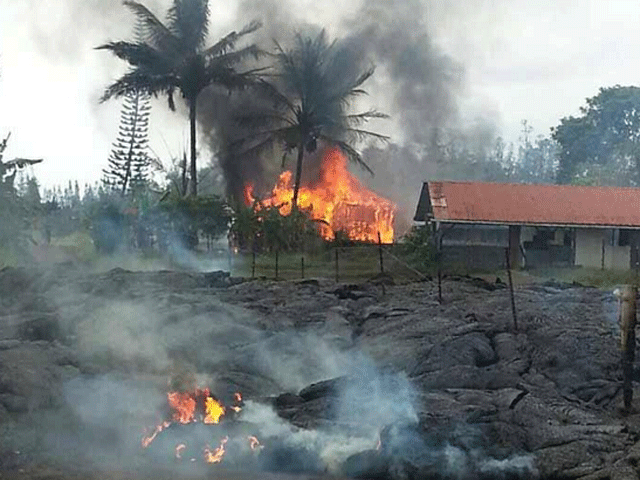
<box><xmin>575</xmin><ymin>229</ymin><xmax>630</xmax><ymax>269</ymax></box>
<box><xmin>441</xmin><ymin>245</ymin><xmax>506</xmax><ymax>272</ymax></box>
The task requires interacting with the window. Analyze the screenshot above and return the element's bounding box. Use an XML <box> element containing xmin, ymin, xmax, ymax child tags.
<box><xmin>619</xmin><ymin>229</ymin><xmax>632</xmax><ymax>247</ymax></box>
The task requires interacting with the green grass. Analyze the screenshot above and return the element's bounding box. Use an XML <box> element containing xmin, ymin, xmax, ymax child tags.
<box><xmin>48</xmin><ymin>230</ymin><xmax>98</xmax><ymax>262</ymax></box>
<box><xmin>229</xmin><ymin>249</ymin><xmax>383</xmax><ymax>282</ymax></box>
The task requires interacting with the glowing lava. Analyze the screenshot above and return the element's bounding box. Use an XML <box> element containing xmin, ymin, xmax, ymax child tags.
<box><xmin>244</xmin><ymin>147</ymin><xmax>396</xmax><ymax>243</ymax></box>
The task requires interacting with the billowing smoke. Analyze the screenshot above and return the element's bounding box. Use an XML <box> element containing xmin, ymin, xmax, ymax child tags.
<box><xmin>194</xmin><ymin>0</ymin><xmax>497</xmax><ymax>232</ymax></box>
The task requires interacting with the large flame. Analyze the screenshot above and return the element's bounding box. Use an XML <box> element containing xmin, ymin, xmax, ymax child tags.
<box><xmin>244</xmin><ymin>147</ymin><xmax>396</xmax><ymax>243</ymax></box>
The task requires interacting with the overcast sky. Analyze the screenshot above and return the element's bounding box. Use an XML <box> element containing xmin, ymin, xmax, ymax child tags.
<box><xmin>1</xmin><ymin>0</ymin><xmax>639</xmax><ymax>189</ymax></box>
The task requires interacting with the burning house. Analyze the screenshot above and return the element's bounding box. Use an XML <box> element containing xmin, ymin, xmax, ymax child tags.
<box><xmin>245</xmin><ymin>147</ymin><xmax>397</xmax><ymax>244</ymax></box>
<box><xmin>414</xmin><ymin>180</ymin><xmax>640</xmax><ymax>270</ymax></box>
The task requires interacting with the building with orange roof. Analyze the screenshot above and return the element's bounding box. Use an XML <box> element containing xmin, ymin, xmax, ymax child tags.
<box><xmin>414</xmin><ymin>181</ymin><xmax>640</xmax><ymax>271</ymax></box>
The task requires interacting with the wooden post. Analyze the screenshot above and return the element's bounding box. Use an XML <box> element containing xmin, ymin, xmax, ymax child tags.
<box><xmin>437</xmin><ymin>231</ymin><xmax>443</xmax><ymax>304</ymax></box>
<box><xmin>335</xmin><ymin>248</ymin><xmax>339</xmax><ymax>283</ymax></box>
<box><xmin>275</xmin><ymin>250</ymin><xmax>279</xmax><ymax>280</ymax></box>
<box><xmin>378</xmin><ymin>232</ymin><xmax>385</xmax><ymax>274</ymax></box>
<box><xmin>301</xmin><ymin>256</ymin><xmax>305</xmax><ymax>279</ymax></box>
<box><xmin>505</xmin><ymin>247</ymin><xmax>518</xmax><ymax>331</ymax></box>
<box><xmin>616</xmin><ymin>285</ymin><xmax>637</xmax><ymax>410</ymax></box>
<box><xmin>251</xmin><ymin>250</ymin><xmax>256</xmax><ymax>279</ymax></box>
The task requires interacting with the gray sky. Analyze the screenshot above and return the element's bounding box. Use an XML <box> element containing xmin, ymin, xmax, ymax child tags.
<box><xmin>1</xmin><ymin>0</ymin><xmax>639</xmax><ymax>189</ymax></box>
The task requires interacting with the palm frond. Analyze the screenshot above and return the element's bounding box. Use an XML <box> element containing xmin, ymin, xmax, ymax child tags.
<box><xmin>343</xmin><ymin>127</ymin><xmax>391</xmax><ymax>143</ymax></box>
<box><xmin>123</xmin><ymin>1</ymin><xmax>179</xmax><ymax>54</ymax></box>
<box><xmin>100</xmin><ymin>70</ymin><xmax>177</xmax><ymax>103</ymax></box>
<box><xmin>95</xmin><ymin>41</ymin><xmax>173</xmax><ymax>70</ymax></box>
<box><xmin>204</xmin><ymin>65</ymin><xmax>264</xmax><ymax>92</ymax></box>
<box><xmin>202</xmin><ymin>21</ymin><xmax>262</xmax><ymax>59</ymax></box>
<box><xmin>254</xmin><ymin>79</ymin><xmax>297</xmax><ymax>113</ymax></box>
<box><xmin>5</xmin><ymin>158</ymin><xmax>44</xmax><ymax>169</ymax></box>
<box><xmin>235</xmin><ymin>111</ymin><xmax>294</xmax><ymax>129</ymax></box>
<box><xmin>208</xmin><ymin>44</ymin><xmax>263</xmax><ymax>69</ymax></box>
<box><xmin>234</xmin><ymin>126</ymin><xmax>300</xmax><ymax>155</ymax></box>
<box><xmin>345</xmin><ymin>110</ymin><xmax>390</xmax><ymax>125</ymax></box>
<box><xmin>167</xmin><ymin>0</ymin><xmax>211</xmax><ymax>52</ymax></box>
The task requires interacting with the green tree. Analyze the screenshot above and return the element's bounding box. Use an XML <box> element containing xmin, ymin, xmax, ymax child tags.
<box><xmin>552</xmin><ymin>86</ymin><xmax>640</xmax><ymax>185</ymax></box>
<box><xmin>97</xmin><ymin>0</ymin><xmax>261</xmax><ymax>196</ymax></box>
<box><xmin>103</xmin><ymin>19</ymin><xmax>152</xmax><ymax>197</ymax></box>
<box><xmin>238</xmin><ymin>31</ymin><xmax>388</xmax><ymax>210</ymax></box>
<box><xmin>0</xmin><ymin>133</ymin><xmax>43</xmax><ymax>256</ymax></box>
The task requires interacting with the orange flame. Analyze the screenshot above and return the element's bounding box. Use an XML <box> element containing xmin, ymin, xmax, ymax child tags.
<box><xmin>244</xmin><ymin>147</ymin><xmax>396</xmax><ymax>243</ymax></box>
<box><xmin>142</xmin><ymin>421</ymin><xmax>170</xmax><ymax>448</ymax></box>
<box><xmin>142</xmin><ymin>388</ymin><xmax>258</xmax><ymax>466</ymax></box>
<box><xmin>204</xmin><ymin>437</ymin><xmax>229</xmax><ymax>464</ymax></box>
<box><xmin>167</xmin><ymin>392</ymin><xmax>197</xmax><ymax>424</ymax></box>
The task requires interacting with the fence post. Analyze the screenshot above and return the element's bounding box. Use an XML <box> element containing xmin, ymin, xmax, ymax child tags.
<box><xmin>301</xmin><ymin>256</ymin><xmax>305</xmax><ymax>279</ymax></box>
<box><xmin>335</xmin><ymin>248</ymin><xmax>339</xmax><ymax>283</ymax></box>
<box><xmin>505</xmin><ymin>247</ymin><xmax>518</xmax><ymax>331</ymax></box>
<box><xmin>251</xmin><ymin>250</ymin><xmax>256</xmax><ymax>279</ymax></box>
<box><xmin>616</xmin><ymin>285</ymin><xmax>637</xmax><ymax>410</ymax></box>
<box><xmin>602</xmin><ymin>238</ymin><xmax>606</xmax><ymax>270</ymax></box>
<box><xmin>378</xmin><ymin>232</ymin><xmax>384</xmax><ymax>274</ymax></box>
<box><xmin>275</xmin><ymin>250</ymin><xmax>279</xmax><ymax>280</ymax></box>
<box><xmin>436</xmin><ymin>231</ymin><xmax>443</xmax><ymax>304</ymax></box>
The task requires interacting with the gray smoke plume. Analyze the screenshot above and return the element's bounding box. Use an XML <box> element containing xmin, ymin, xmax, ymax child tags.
<box><xmin>193</xmin><ymin>0</ymin><xmax>496</xmax><ymax>232</ymax></box>
<box><xmin>343</xmin><ymin>0</ymin><xmax>464</xmax><ymax>146</ymax></box>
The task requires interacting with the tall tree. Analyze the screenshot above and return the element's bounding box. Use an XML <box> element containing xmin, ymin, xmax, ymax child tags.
<box><xmin>103</xmin><ymin>17</ymin><xmax>152</xmax><ymax>197</ymax></box>
<box><xmin>103</xmin><ymin>92</ymin><xmax>151</xmax><ymax>195</ymax></box>
<box><xmin>238</xmin><ymin>31</ymin><xmax>388</xmax><ymax>209</ymax></box>
<box><xmin>552</xmin><ymin>86</ymin><xmax>640</xmax><ymax>186</ymax></box>
<box><xmin>97</xmin><ymin>0</ymin><xmax>261</xmax><ymax>196</ymax></box>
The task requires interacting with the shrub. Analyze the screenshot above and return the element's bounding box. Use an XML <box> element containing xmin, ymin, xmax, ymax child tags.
<box><xmin>399</xmin><ymin>225</ymin><xmax>435</xmax><ymax>273</ymax></box>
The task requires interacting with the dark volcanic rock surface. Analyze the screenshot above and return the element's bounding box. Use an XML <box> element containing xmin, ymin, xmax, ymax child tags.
<box><xmin>0</xmin><ymin>266</ymin><xmax>638</xmax><ymax>479</ymax></box>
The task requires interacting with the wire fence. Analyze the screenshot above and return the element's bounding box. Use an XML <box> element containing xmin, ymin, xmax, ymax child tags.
<box><xmin>226</xmin><ymin>244</ymin><xmax>428</xmax><ymax>284</ymax></box>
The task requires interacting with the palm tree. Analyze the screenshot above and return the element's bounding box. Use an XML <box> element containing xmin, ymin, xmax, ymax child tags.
<box><xmin>238</xmin><ymin>31</ymin><xmax>388</xmax><ymax>209</ymax></box>
<box><xmin>97</xmin><ymin>0</ymin><xmax>261</xmax><ymax>196</ymax></box>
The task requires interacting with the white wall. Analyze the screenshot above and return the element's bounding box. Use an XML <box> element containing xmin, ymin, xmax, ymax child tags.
<box><xmin>575</xmin><ymin>228</ymin><xmax>630</xmax><ymax>269</ymax></box>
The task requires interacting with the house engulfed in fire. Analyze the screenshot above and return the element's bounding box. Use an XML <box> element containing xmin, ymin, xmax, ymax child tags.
<box><xmin>414</xmin><ymin>181</ymin><xmax>640</xmax><ymax>271</ymax></box>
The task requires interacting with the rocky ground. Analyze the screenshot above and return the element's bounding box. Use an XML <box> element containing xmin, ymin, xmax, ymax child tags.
<box><xmin>0</xmin><ymin>264</ymin><xmax>639</xmax><ymax>479</ymax></box>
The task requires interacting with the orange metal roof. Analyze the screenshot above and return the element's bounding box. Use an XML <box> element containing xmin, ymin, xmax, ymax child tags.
<box><xmin>414</xmin><ymin>181</ymin><xmax>640</xmax><ymax>227</ymax></box>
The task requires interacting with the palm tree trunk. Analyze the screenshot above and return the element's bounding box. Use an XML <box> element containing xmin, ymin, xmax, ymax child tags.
<box><xmin>292</xmin><ymin>143</ymin><xmax>305</xmax><ymax>210</ymax></box>
<box><xmin>188</xmin><ymin>97</ymin><xmax>198</xmax><ymax>197</ymax></box>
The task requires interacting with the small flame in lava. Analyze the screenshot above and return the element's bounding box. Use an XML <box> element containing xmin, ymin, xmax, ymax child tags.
<box><xmin>244</xmin><ymin>147</ymin><xmax>396</xmax><ymax>243</ymax></box>
<box><xmin>175</xmin><ymin>443</ymin><xmax>186</xmax><ymax>459</ymax></box>
<box><xmin>142</xmin><ymin>388</ymin><xmax>247</xmax><ymax>466</ymax></box>
<box><xmin>248</xmin><ymin>435</ymin><xmax>262</xmax><ymax>451</ymax></box>
<box><xmin>204</xmin><ymin>437</ymin><xmax>229</xmax><ymax>464</ymax></box>
<box><xmin>204</xmin><ymin>396</ymin><xmax>225</xmax><ymax>424</ymax></box>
